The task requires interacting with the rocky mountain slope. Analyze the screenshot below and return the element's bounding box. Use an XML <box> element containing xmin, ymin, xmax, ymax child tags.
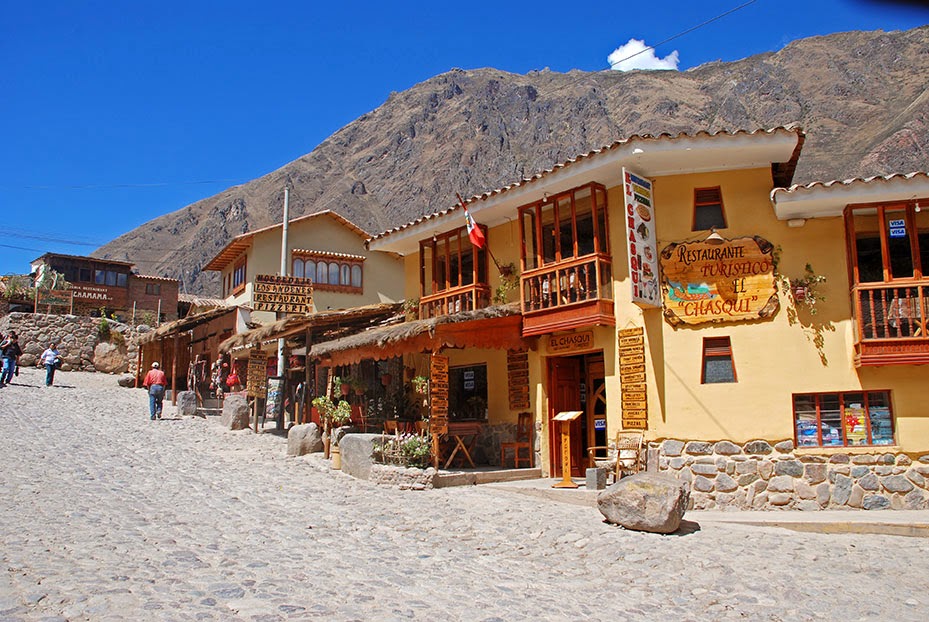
<box><xmin>95</xmin><ymin>26</ymin><xmax>929</xmax><ymax>295</ymax></box>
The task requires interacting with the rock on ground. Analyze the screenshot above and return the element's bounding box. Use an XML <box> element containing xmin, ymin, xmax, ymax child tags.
<box><xmin>597</xmin><ymin>472</ymin><xmax>690</xmax><ymax>534</ymax></box>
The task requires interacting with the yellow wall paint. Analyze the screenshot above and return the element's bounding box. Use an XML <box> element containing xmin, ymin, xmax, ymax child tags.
<box><xmin>222</xmin><ymin>216</ymin><xmax>403</xmax><ymax>324</ymax></box>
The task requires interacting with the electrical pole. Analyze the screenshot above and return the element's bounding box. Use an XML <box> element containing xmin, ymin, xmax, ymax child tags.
<box><xmin>277</xmin><ymin>186</ymin><xmax>290</xmax><ymax>382</ymax></box>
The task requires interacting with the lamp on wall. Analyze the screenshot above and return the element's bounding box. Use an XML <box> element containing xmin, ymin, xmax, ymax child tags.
<box><xmin>704</xmin><ymin>227</ymin><xmax>725</xmax><ymax>245</ymax></box>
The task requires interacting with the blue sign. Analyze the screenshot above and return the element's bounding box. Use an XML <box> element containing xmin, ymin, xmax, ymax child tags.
<box><xmin>890</xmin><ymin>227</ymin><xmax>906</xmax><ymax>238</ymax></box>
<box><xmin>594</xmin><ymin>418</ymin><xmax>606</xmax><ymax>430</ymax></box>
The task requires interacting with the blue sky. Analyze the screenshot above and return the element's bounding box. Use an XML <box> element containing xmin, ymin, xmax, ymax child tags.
<box><xmin>1</xmin><ymin>0</ymin><xmax>927</xmax><ymax>278</ymax></box>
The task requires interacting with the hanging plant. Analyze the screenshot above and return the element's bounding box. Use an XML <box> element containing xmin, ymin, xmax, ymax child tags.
<box><xmin>411</xmin><ymin>375</ymin><xmax>429</xmax><ymax>395</ymax></box>
<box><xmin>786</xmin><ymin>263</ymin><xmax>827</xmax><ymax>315</ymax></box>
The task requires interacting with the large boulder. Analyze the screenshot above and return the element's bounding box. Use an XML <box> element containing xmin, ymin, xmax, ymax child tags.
<box><xmin>93</xmin><ymin>341</ymin><xmax>128</xmax><ymax>373</ymax></box>
<box><xmin>339</xmin><ymin>433</ymin><xmax>382</xmax><ymax>480</ymax></box>
<box><xmin>220</xmin><ymin>395</ymin><xmax>251</xmax><ymax>430</ymax></box>
<box><xmin>597</xmin><ymin>472</ymin><xmax>689</xmax><ymax>534</ymax></box>
<box><xmin>287</xmin><ymin>423</ymin><xmax>323</xmax><ymax>456</ymax></box>
<box><xmin>117</xmin><ymin>373</ymin><xmax>136</xmax><ymax>388</ymax></box>
<box><xmin>176</xmin><ymin>391</ymin><xmax>199</xmax><ymax>417</ymax></box>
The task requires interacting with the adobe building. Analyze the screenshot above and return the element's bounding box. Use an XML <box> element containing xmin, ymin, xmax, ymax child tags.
<box><xmin>30</xmin><ymin>253</ymin><xmax>179</xmax><ymax>323</ymax></box>
<box><xmin>305</xmin><ymin>126</ymin><xmax>929</xmax><ymax>510</ymax></box>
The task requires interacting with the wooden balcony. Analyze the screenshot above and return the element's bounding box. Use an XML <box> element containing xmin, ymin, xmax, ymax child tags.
<box><xmin>420</xmin><ymin>283</ymin><xmax>492</xmax><ymax>319</ymax></box>
<box><xmin>853</xmin><ymin>283</ymin><xmax>929</xmax><ymax>366</ymax></box>
<box><xmin>521</xmin><ymin>255</ymin><xmax>615</xmax><ymax>337</ymax></box>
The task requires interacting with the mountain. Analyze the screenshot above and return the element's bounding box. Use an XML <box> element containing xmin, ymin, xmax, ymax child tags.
<box><xmin>95</xmin><ymin>26</ymin><xmax>929</xmax><ymax>295</ymax></box>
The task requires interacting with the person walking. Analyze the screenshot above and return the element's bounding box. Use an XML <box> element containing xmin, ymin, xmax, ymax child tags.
<box><xmin>40</xmin><ymin>343</ymin><xmax>61</xmax><ymax>387</ymax></box>
<box><xmin>142</xmin><ymin>362</ymin><xmax>168</xmax><ymax>420</ymax></box>
<box><xmin>0</xmin><ymin>332</ymin><xmax>22</xmax><ymax>387</ymax></box>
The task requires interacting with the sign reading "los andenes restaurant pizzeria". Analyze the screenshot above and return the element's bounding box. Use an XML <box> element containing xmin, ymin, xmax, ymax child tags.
<box><xmin>659</xmin><ymin>235</ymin><xmax>779</xmax><ymax>326</ymax></box>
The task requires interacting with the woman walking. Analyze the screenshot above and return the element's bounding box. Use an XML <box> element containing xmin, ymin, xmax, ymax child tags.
<box><xmin>40</xmin><ymin>343</ymin><xmax>61</xmax><ymax>387</ymax></box>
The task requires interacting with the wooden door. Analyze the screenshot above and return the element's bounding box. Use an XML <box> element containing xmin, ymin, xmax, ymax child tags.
<box><xmin>586</xmin><ymin>355</ymin><xmax>607</xmax><ymax>467</ymax></box>
<box><xmin>548</xmin><ymin>357</ymin><xmax>583</xmax><ymax>477</ymax></box>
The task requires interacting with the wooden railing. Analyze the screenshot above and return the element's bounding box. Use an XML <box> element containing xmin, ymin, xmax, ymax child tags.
<box><xmin>521</xmin><ymin>255</ymin><xmax>612</xmax><ymax>312</ymax></box>
<box><xmin>853</xmin><ymin>282</ymin><xmax>929</xmax><ymax>365</ymax></box>
<box><xmin>420</xmin><ymin>283</ymin><xmax>492</xmax><ymax>319</ymax></box>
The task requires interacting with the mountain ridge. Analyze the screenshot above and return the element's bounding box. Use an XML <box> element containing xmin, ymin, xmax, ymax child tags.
<box><xmin>95</xmin><ymin>26</ymin><xmax>929</xmax><ymax>295</ymax></box>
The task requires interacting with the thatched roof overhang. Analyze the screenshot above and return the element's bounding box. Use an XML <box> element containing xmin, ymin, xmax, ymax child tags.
<box><xmin>137</xmin><ymin>306</ymin><xmax>243</xmax><ymax>345</ymax></box>
<box><xmin>218</xmin><ymin>302</ymin><xmax>404</xmax><ymax>353</ymax></box>
<box><xmin>310</xmin><ymin>303</ymin><xmax>535</xmax><ymax>367</ymax></box>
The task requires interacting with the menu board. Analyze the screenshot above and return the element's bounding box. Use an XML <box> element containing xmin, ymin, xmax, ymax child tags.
<box><xmin>246</xmin><ymin>348</ymin><xmax>268</xmax><ymax>398</ymax></box>
<box><xmin>623</xmin><ymin>169</ymin><xmax>661</xmax><ymax>307</ymax></box>
<box><xmin>430</xmin><ymin>354</ymin><xmax>449</xmax><ymax>435</ymax></box>
<box><xmin>507</xmin><ymin>349</ymin><xmax>530</xmax><ymax>410</ymax></box>
<box><xmin>264</xmin><ymin>377</ymin><xmax>283</xmax><ymax>422</ymax></box>
<box><xmin>619</xmin><ymin>327</ymin><xmax>647</xmax><ymax>430</ymax></box>
<box><xmin>659</xmin><ymin>235</ymin><xmax>779</xmax><ymax>326</ymax></box>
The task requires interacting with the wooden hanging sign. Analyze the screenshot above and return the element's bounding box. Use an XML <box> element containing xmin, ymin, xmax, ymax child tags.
<box><xmin>659</xmin><ymin>235</ymin><xmax>779</xmax><ymax>326</ymax></box>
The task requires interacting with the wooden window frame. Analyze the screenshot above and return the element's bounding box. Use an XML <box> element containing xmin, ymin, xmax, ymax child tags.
<box><xmin>845</xmin><ymin>200</ymin><xmax>926</xmax><ymax>285</ymax></box>
<box><xmin>419</xmin><ymin>226</ymin><xmax>487</xmax><ymax>297</ymax></box>
<box><xmin>293</xmin><ymin>251</ymin><xmax>363</xmax><ymax>293</ymax></box>
<box><xmin>692</xmin><ymin>187</ymin><xmax>727</xmax><ymax>232</ymax></box>
<box><xmin>701</xmin><ymin>336</ymin><xmax>737</xmax><ymax>384</ymax></box>
<box><xmin>232</xmin><ymin>257</ymin><xmax>247</xmax><ymax>295</ymax></box>
<box><xmin>518</xmin><ymin>182</ymin><xmax>609</xmax><ymax>271</ymax></box>
<box><xmin>792</xmin><ymin>391</ymin><xmax>895</xmax><ymax>448</ymax></box>
<box><xmin>145</xmin><ymin>283</ymin><xmax>161</xmax><ymax>295</ymax></box>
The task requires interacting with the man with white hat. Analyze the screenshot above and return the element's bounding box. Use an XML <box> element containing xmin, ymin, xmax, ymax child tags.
<box><xmin>142</xmin><ymin>362</ymin><xmax>168</xmax><ymax>420</ymax></box>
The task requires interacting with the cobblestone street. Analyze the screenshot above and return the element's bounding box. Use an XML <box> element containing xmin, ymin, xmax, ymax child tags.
<box><xmin>1</xmin><ymin>367</ymin><xmax>927</xmax><ymax>621</ymax></box>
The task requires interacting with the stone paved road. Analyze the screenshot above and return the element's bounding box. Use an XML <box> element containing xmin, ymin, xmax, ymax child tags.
<box><xmin>1</xmin><ymin>367</ymin><xmax>927</xmax><ymax>621</ymax></box>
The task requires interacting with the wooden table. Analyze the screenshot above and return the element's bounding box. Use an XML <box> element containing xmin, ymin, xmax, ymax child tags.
<box><xmin>443</xmin><ymin>421</ymin><xmax>483</xmax><ymax>469</ymax></box>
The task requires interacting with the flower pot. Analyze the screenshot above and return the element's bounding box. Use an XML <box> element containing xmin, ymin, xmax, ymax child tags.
<box><xmin>381</xmin><ymin>373</ymin><xmax>392</xmax><ymax>386</ymax></box>
<box><xmin>330</xmin><ymin>443</ymin><xmax>341</xmax><ymax>470</ymax></box>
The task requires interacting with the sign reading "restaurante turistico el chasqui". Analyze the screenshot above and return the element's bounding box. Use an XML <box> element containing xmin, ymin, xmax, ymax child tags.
<box><xmin>659</xmin><ymin>235</ymin><xmax>779</xmax><ymax>326</ymax></box>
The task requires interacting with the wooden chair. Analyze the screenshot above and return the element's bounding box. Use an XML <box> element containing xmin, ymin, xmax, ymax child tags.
<box><xmin>587</xmin><ymin>430</ymin><xmax>643</xmax><ymax>482</ymax></box>
<box><xmin>500</xmin><ymin>412</ymin><xmax>533</xmax><ymax>468</ymax></box>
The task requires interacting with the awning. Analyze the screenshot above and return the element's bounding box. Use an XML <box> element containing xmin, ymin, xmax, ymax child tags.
<box><xmin>137</xmin><ymin>305</ymin><xmax>243</xmax><ymax>345</ymax></box>
<box><xmin>218</xmin><ymin>302</ymin><xmax>404</xmax><ymax>353</ymax></box>
<box><xmin>310</xmin><ymin>303</ymin><xmax>534</xmax><ymax>366</ymax></box>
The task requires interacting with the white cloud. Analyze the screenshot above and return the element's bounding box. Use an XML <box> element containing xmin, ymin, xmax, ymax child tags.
<box><xmin>608</xmin><ymin>38</ymin><xmax>680</xmax><ymax>71</ymax></box>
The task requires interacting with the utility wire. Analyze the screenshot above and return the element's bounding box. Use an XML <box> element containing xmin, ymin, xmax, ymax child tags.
<box><xmin>608</xmin><ymin>0</ymin><xmax>760</xmax><ymax>69</ymax></box>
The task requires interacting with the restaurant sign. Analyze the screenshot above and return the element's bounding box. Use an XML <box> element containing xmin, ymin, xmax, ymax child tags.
<box><xmin>659</xmin><ymin>235</ymin><xmax>779</xmax><ymax>326</ymax></box>
<box><xmin>253</xmin><ymin>274</ymin><xmax>314</xmax><ymax>314</ymax></box>
<box><xmin>547</xmin><ymin>330</ymin><xmax>594</xmax><ymax>354</ymax></box>
<box><xmin>35</xmin><ymin>288</ymin><xmax>73</xmax><ymax>308</ymax></box>
<box><xmin>71</xmin><ymin>284</ymin><xmax>110</xmax><ymax>302</ymax></box>
<box><xmin>622</xmin><ymin>169</ymin><xmax>661</xmax><ymax>307</ymax></box>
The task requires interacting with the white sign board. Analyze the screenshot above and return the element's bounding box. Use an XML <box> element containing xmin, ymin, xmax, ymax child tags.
<box><xmin>623</xmin><ymin>169</ymin><xmax>660</xmax><ymax>307</ymax></box>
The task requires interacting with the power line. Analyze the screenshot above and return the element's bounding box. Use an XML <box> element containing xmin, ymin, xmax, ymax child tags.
<box><xmin>608</xmin><ymin>0</ymin><xmax>761</xmax><ymax>69</ymax></box>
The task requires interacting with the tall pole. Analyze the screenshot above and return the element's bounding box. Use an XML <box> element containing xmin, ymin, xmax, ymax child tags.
<box><xmin>277</xmin><ymin>186</ymin><xmax>290</xmax><ymax>382</ymax></box>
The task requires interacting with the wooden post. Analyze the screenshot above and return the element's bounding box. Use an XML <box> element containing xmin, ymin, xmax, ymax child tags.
<box><xmin>171</xmin><ymin>333</ymin><xmax>178</xmax><ymax>406</ymax></box>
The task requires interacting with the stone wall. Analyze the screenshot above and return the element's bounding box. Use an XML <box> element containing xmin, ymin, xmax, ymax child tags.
<box><xmin>0</xmin><ymin>312</ymin><xmax>142</xmax><ymax>375</ymax></box>
<box><xmin>653</xmin><ymin>438</ymin><xmax>929</xmax><ymax>511</ymax></box>
<box><xmin>369</xmin><ymin>464</ymin><xmax>436</xmax><ymax>490</ymax></box>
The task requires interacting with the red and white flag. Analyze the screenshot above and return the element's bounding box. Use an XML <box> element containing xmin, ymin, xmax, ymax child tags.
<box><xmin>458</xmin><ymin>194</ymin><xmax>486</xmax><ymax>248</ymax></box>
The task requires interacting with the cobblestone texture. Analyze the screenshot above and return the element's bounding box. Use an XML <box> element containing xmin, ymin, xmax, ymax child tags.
<box><xmin>1</xmin><ymin>367</ymin><xmax>927</xmax><ymax>621</ymax></box>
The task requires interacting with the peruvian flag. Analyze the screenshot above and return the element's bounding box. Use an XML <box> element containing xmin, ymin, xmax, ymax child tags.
<box><xmin>458</xmin><ymin>194</ymin><xmax>486</xmax><ymax>248</ymax></box>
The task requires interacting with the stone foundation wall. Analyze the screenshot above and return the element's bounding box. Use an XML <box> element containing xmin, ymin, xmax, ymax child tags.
<box><xmin>654</xmin><ymin>438</ymin><xmax>929</xmax><ymax>511</ymax></box>
<box><xmin>369</xmin><ymin>464</ymin><xmax>436</xmax><ymax>490</ymax></box>
<box><xmin>0</xmin><ymin>312</ymin><xmax>141</xmax><ymax>374</ymax></box>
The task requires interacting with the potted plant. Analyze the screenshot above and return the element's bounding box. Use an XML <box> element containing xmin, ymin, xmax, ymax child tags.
<box><xmin>411</xmin><ymin>375</ymin><xmax>429</xmax><ymax>395</ymax></box>
<box><xmin>788</xmin><ymin>263</ymin><xmax>827</xmax><ymax>315</ymax></box>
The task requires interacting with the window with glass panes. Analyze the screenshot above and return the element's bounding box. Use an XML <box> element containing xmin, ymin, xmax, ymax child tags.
<box><xmin>419</xmin><ymin>227</ymin><xmax>487</xmax><ymax>296</ymax></box>
<box><xmin>291</xmin><ymin>253</ymin><xmax>363</xmax><ymax>293</ymax></box>
<box><xmin>701</xmin><ymin>336</ymin><xmax>736</xmax><ymax>383</ymax></box>
<box><xmin>793</xmin><ymin>391</ymin><xmax>894</xmax><ymax>447</ymax></box>
<box><xmin>692</xmin><ymin>187</ymin><xmax>727</xmax><ymax>231</ymax></box>
<box><xmin>519</xmin><ymin>182</ymin><xmax>609</xmax><ymax>270</ymax></box>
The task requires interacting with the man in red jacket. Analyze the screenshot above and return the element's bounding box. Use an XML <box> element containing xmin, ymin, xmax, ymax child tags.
<box><xmin>142</xmin><ymin>362</ymin><xmax>168</xmax><ymax>420</ymax></box>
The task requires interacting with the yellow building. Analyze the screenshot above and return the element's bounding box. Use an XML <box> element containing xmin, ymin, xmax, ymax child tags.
<box><xmin>309</xmin><ymin>127</ymin><xmax>929</xmax><ymax>510</ymax></box>
<box><xmin>205</xmin><ymin>210</ymin><xmax>404</xmax><ymax>323</ymax></box>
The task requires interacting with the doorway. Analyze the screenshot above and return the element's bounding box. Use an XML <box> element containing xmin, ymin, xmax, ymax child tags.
<box><xmin>548</xmin><ymin>352</ymin><xmax>605</xmax><ymax>478</ymax></box>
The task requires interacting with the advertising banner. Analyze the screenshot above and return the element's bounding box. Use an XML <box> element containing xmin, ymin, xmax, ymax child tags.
<box><xmin>622</xmin><ymin>169</ymin><xmax>660</xmax><ymax>307</ymax></box>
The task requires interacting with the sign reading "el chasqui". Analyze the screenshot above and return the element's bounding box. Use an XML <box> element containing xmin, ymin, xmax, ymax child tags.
<box><xmin>659</xmin><ymin>235</ymin><xmax>779</xmax><ymax>326</ymax></box>
<box><xmin>253</xmin><ymin>274</ymin><xmax>314</xmax><ymax>314</ymax></box>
